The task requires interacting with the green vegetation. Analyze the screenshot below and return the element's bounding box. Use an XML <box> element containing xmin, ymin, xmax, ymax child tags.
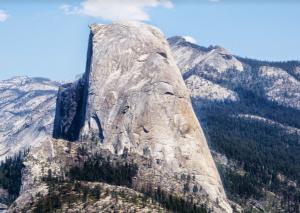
<box><xmin>33</xmin><ymin>152</ymin><xmax>210</xmax><ymax>213</ymax></box>
<box><xmin>67</xmin><ymin>153</ymin><xmax>209</xmax><ymax>212</ymax></box>
<box><xmin>0</xmin><ymin>150</ymin><xmax>28</xmax><ymax>203</ymax></box>
<box><xmin>140</xmin><ymin>185</ymin><xmax>209</xmax><ymax>213</ymax></box>
<box><xmin>193</xmin><ymin>88</ymin><xmax>300</xmax><ymax>212</ymax></box>
<box><xmin>68</xmin><ymin>152</ymin><xmax>138</xmax><ymax>187</ymax></box>
<box><xmin>34</xmin><ymin>178</ymin><xmax>209</xmax><ymax>213</ymax></box>
<box><xmin>33</xmin><ymin>181</ymin><xmax>101</xmax><ymax>213</ymax></box>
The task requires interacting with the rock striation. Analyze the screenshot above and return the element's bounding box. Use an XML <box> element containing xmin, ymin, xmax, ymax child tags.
<box><xmin>53</xmin><ymin>22</ymin><xmax>232</xmax><ymax>212</ymax></box>
<box><xmin>0</xmin><ymin>77</ymin><xmax>59</xmax><ymax>162</ymax></box>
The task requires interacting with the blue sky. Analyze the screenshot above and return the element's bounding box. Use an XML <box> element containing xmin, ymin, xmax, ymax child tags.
<box><xmin>0</xmin><ymin>0</ymin><xmax>299</xmax><ymax>80</ymax></box>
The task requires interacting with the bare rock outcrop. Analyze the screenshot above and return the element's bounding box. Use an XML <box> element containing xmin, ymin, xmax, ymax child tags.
<box><xmin>53</xmin><ymin>22</ymin><xmax>231</xmax><ymax>212</ymax></box>
<box><xmin>0</xmin><ymin>77</ymin><xmax>59</xmax><ymax>162</ymax></box>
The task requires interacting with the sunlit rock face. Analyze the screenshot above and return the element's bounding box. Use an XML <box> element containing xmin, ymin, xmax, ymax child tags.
<box><xmin>53</xmin><ymin>22</ymin><xmax>232</xmax><ymax>212</ymax></box>
<box><xmin>0</xmin><ymin>77</ymin><xmax>59</xmax><ymax>162</ymax></box>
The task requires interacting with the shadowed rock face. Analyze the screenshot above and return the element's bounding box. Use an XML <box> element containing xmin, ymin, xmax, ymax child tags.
<box><xmin>53</xmin><ymin>22</ymin><xmax>232</xmax><ymax>212</ymax></box>
<box><xmin>53</xmin><ymin>79</ymin><xmax>85</xmax><ymax>141</ymax></box>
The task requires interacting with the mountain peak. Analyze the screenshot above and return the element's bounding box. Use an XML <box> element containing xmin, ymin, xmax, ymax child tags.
<box><xmin>52</xmin><ymin>22</ymin><xmax>232</xmax><ymax>212</ymax></box>
<box><xmin>168</xmin><ymin>36</ymin><xmax>186</xmax><ymax>44</ymax></box>
<box><xmin>168</xmin><ymin>36</ymin><xmax>229</xmax><ymax>55</ymax></box>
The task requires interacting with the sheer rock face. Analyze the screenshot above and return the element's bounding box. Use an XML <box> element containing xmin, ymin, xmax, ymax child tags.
<box><xmin>54</xmin><ymin>22</ymin><xmax>232</xmax><ymax>212</ymax></box>
<box><xmin>53</xmin><ymin>79</ymin><xmax>85</xmax><ymax>141</ymax></box>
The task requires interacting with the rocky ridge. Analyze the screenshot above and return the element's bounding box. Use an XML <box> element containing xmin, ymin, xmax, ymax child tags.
<box><xmin>168</xmin><ymin>36</ymin><xmax>300</xmax><ymax>110</ymax></box>
<box><xmin>0</xmin><ymin>77</ymin><xmax>59</xmax><ymax>162</ymax></box>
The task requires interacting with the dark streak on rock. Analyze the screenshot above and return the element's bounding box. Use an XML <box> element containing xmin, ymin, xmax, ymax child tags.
<box><xmin>122</xmin><ymin>106</ymin><xmax>130</xmax><ymax>114</ymax></box>
<box><xmin>157</xmin><ymin>52</ymin><xmax>168</xmax><ymax>59</ymax></box>
<box><xmin>164</xmin><ymin>92</ymin><xmax>174</xmax><ymax>96</ymax></box>
<box><xmin>143</xmin><ymin>126</ymin><xmax>149</xmax><ymax>133</ymax></box>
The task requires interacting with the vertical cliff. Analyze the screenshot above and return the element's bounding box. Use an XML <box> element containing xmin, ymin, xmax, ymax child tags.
<box><xmin>53</xmin><ymin>22</ymin><xmax>232</xmax><ymax>212</ymax></box>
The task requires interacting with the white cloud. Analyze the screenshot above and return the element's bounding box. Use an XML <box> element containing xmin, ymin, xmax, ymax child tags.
<box><xmin>59</xmin><ymin>5</ymin><xmax>80</xmax><ymax>15</ymax></box>
<box><xmin>0</xmin><ymin>10</ymin><xmax>9</xmax><ymax>22</ymax></box>
<box><xmin>183</xmin><ymin>36</ymin><xmax>197</xmax><ymax>44</ymax></box>
<box><xmin>60</xmin><ymin>0</ymin><xmax>173</xmax><ymax>21</ymax></box>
